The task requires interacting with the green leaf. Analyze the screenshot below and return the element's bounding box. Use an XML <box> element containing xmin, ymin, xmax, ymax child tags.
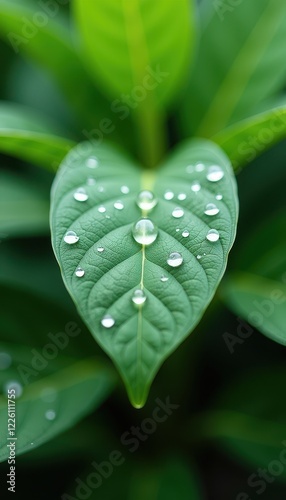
<box><xmin>0</xmin><ymin>102</ymin><xmax>75</xmax><ymax>170</ymax></box>
<box><xmin>50</xmin><ymin>139</ymin><xmax>238</xmax><ymax>407</ymax></box>
<box><xmin>73</xmin><ymin>0</ymin><xmax>194</xmax><ymax>109</ymax></box>
<box><xmin>213</xmin><ymin>106</ymin><xmax>286</xmax><ymax>170</ymax></box>
<box><xmin>0</xmin><ymin>170</ymin><xmax>49</xmax><ymax>236</ymax></box>
<box><xmin>0</xmin><ymin>356</ymin><xmax>114</xmax><ymax>462</ymax></box>
<box><xmin>200</xmin><ymin>367</ymin><xmax>286</xmax><ymax>477</ymax></box>
<box><xmin>180</xmin><ymin>0</ymin><xmax>286</xmax><ymax>137</ymax></box>
<box><xmin>221</xmin><ymin>272</ymin><xmax>286</xmax><ymax>346</ymax></box>
<box><xmin>0</xmin><ymin>0</ymin><xmax>111</xmax><ymax>129</ymax></box>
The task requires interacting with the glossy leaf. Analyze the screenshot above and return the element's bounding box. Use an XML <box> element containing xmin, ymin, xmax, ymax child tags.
<box><xmin>0</xmin><ymin>170</ymin><xmax>49</xmax><ymax>236</ymax></box>
<box><xmin>221</xmin><ymin>272</ymin><xmax>286</xmax><ymax>345</ymax></box>
<box><xmin>73</xmin><ymin>0</ymin><xmax>194</xmax><ymax>109</ymax></box>
<box><xmin>0</xmin><ymin>102</ymin><xmax>75</xmax><ymax>170</ymax></box>
<box><xmin>214</xmin><ymin>106</ymin><xmax>286</xmax><ymax>170</ymax></box>
<box><xmin>50</xmin><ymin>139</ymin><xmax>238</xmax><ymax>407</ymax></box>
<box><xmin>0</xmin><ymin>356</ymin><xmax>114</xmax><ymax>462</ymax></box>
<box><xmin>180</xmin><ymin>0</ymin><xmax>286</xmax><ymax>137</ymax></box>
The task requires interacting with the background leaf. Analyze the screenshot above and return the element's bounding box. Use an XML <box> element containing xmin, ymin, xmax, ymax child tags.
<box><xmin>73</xmin><ymin>0</ymin><xmax>194</xmax><ymax>109</ymax></box>
<box><xmin>50</xmin><ymin>139</ymin><xmax>238</xmax><ymax>407</ymax></box>
<box><xmin>0</xmin><ymin>356</ymin><xmax>114</xmax><ymax>462</ymax></box>
<box><xmin>179</xmin><ymin>0</ymin><xmax>286</xmax><ymax>137</ymax></box>
<box><xmin>213</xmin><ymin>106</ymin><xmax>286</xmax><ymax>169</ymax></box>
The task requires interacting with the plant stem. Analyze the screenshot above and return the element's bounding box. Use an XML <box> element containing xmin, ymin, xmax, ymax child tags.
<box><xmin>134</xmin><ymin>101</ymin><xmax>167</xmax><ymax>168</ymax></box>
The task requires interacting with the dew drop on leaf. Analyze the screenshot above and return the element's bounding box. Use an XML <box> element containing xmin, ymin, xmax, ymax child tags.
<box><xmin>97</xmin><ymin>247</ymin><xmax>104</xmax><ymax>253</ymax></box>
<box><xmin>114</xmin><ymin>201</ymin><xmax>124</xmax><ymax>210</ymax></box>
<box><xmin>195</xmin><ymin>163</ymin><xmax>205</xmax><ymax>172</ymax></box>
<box><xmin>86</xmin><ymin>157</ymin><xmax>98</xmax><ymax>168</ymax></box>
<box><xmin>0</xmin><ymin>352</ymin><xmax>12</xmax><ymax>370</ymax></box>
<box><xmin>216</xmin><ymin>194</ymin><xmax>223</xmax><ymax>200</ymax></box>
<box><xmin>132</xmin><ymin>219</ymin><xmax>158</xmax><ymax>245</ymax></box>
<box><xmin>64</xmin><ymin>231</ymin><xmax>79</xmax><ymax>244</ymax></box>
<box><xmin>136</xmin><ymin>190</ymin><xmax>157</xmax><ymax>211</ymax></box>
<box><xmin>75</xmin><ymin>266</ymin><xmax>85</xmax><ymax>277</ymax></box>
<box><xmin>160</xmin><ymin>275</ymin><xmax>169</xmax><ymax>282</ymax></box>
<box><xmin>172</xmin><ymin>207</ymin><xmax>184</xmax><ymax>218</ymax></box>
<box><xmin>204</xmin><ymin>203</ymin><xmax>220</xmax><ymax>216</ymax></box>
<box><xmin>167</xmin><ymin>252</ymin><xmax>183</xmax><ymax>267</ymax></box>
<box><xmin>132</xmin><ymin>289</ymin><xmax>147</xmax><ymax>306</ymax></box>
<box><xmin>191</xmin><ymin>181</ymin><xmax>201</xmax><ymax>192</ymax></box>
<box><xmin>121</xmin><ymin>185</ymin><xmax>129</xmax><ymax>194</ymax></box>
<box><xmin>98</xmin><ymin>206</ymin><xmax>106</xmax><ymax>213</ymax></box>
<box><xmin>206</xmin><ymin>229</ymin><xmax>220</xmax><ymax>242</ymax></box>
<box><xmin>73</xmin><ymin>187</ymin><xmax>88</xmax><ymax>202</ymax></box>
<box><xmin>206</xmin><ymin>165</ymin><xmax>224</xmax><ymax>182</ymax></box>
<box><xmin>177</xmin><ymin>193</ymin><xmax>186</xmax><ymax>201</ymax></box>
<box><xmin>182</xmin><ymin>230</ymin><xmax>189</xmax><ymax>237</ymax></box>
<box><xmin>164</xmin><ymin>191</ymin><xmax>174</xmax><ymax>200</ymax></box>
<box><xmin>101</xmin><ymin>314</ymin><xmax>115</xmax><ymax>328</ymax></box>
<box><xmin>4</xmin><ymin>380</ymin><xmax>23</xmax><ymax>398</ymax></box>
<box><xmin>45</xmin><ymin>409</ymin><xmax>56</xmax><ymax>421</ymax></box>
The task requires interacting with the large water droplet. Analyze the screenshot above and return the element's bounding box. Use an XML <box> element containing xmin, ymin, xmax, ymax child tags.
<box><xmin>164</xmin><ymin>191</ymin><xmax>174</xmax><ymax>200</ymax></box>
<box><xmin>204</xmin><ymin>203</ymin><xmax>220</xmax><ymax>216</ymax></box>
<box><xmin>195</xmin><ymin>163</ymin><xmax>205</xmax><ymax>172</ymax></box>
<box><xmin>206</xmin><ymin>165</ymin><xmax>224</xmax><ymax>182</ymax></box>
<box><xmin>101</xmin><ymin>314</ymin><xmax>115</xmax><ymax>328</ymax></box>
<box><xmin>132</xmin><ymin>289</ymin><xmax>146</xmax><ymax>306</ymax></box>
<box><xmin>167</xmin><ymin>252</ymin><xmax>183</xmax><ymax>267</ymax></box>
<box><xmin>45</xmin><ymin>409</ymin><xmax>56</xmax><ymax>421</ymax></box>
<box><xmin>172</xmin><ymin>207</ymin><xmax>184</xmax><ymax>218</ymax></box>
<box><xmin>64</xmin><ymin>231</ymin><xmax>79</xmax><ymax>244</ymax></box>
<box><xmin>121</xmin><ymin>185</ymin><xmax>129</xmax><ymax>194</ymax></box>
<box><xmin>132</xmin><ymin>219</ymin><xmax>158</xmax><ymax>246</ymax></box>
<box><xmin>73</xmin><ymin>187</ymin><xmax>88</xmax><ymax>202</ymax></box>
<box><xmin>182</xmin><ymin>230</ymin><xmax>189</xmax><ymax>238</ymax></box>
<box><xmin>137</xmin><ymin>190</ymin><xmax>157</xmax><ymax>211</ymax></box>
<box><xmin>98</xmin><ymin>206</ymin><xmax>106</xmax><ymax>213</ymax></box>
<box><xmin>86</xmin><ymin>157</ymin><xmax>98</xmax><ymax>168</ymax></box>
<box><xmin>206</xmin><ymin>229</ymin><xmax>220</xmax><ymax>242</ymax></box>
<box><xmin>191</xmin><ymin>181</ymin><xmax>201</xmax><ymax>192</ymax></box>
<box><xmin>114</xmin><ymin>201</ymin><xmax>124</xmax><ymax>210</ymax></box>
<box><xmin>0</xmin><ymin>352</ymin><xmax>12</xmax><ymax>370</ymax></box>
<box><xmin>75</xmin><ymin>266</ymin><xmax>85</xmax><ymax>278</ymax></box>
<box><xmin>178</xmin><ymin>193</ymin><xmax>186</xmax><ymax>201</ymax></box>
<box><xmin>160</xmin><ymin>275</ymin><xmax>169</xmax><ymax>282</ymax></box>
<box><xmin>4</xmin><ymin>380</ymin><xmax>23</xmax><ymax>398</ymax></box>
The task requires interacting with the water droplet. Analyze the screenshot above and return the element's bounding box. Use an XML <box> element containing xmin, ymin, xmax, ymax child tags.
<box><xmin>86</xmin><ymin>157</ymin><xmax>98</xmax><ymax>168</ymax></box>
<box><xmin>216</xmin><ymin>194</ymin><xmax>223</xmax><ymax>200</ymax></box>
<box><xmin>206</xmin><ymin>165</ymin><xmax>224</xmax><ymax>182</ymax></box>
<box><xmin>132</xmin><ymin>289</ymin><xmax>146</xmax><ymax>306</ymax></box>
<box><xmin>97</xmin><ymin>247</ymin><xmax>104</xmax><ymax>253</ymax></box>
<box><xmin>191</xmin><ymin>181</ymin><xmax>201</xmax><ymax>192</ymax></box>
<box><xmin>40</xmin><ymin>387</ymin><xmax>57</xmax><ymax>403</ymax></box>
<box><xmin>0</xmin><ymin>352</ymin><xmax>12</xmax><ymax>370</ymax></box>
<box><xmin>73</xmin><ymin>187</ymin><xmax>88</xmax><ymax>202</ymax></box>
<box><xmin>186</xmin><ymin>165</ymin><xmax>194</xmax><ymax>173</ymax></box>
<box><xmin>160</xmin><ymin>275</ymin><xmax>169</xmax><ymax>282</ymax></box>
<box><xmin>45</xmin><ymin>409</ymin><xmax>56</xmax><ymax>421</ymax></box>
<box><xmin>204</xmin><ymin>203</ymin><xmax>220</xmax><ymax>216</ymax></box>
<box><xmin>31</xmin><ymin>442</ymin><xmax>34</xmax><ymax>446</ymax></box>
<box><xmin>121</xmin><ymin>185</ymin><xmax>129</xmax><ymax>194</ymax></box>
<box><xmin>172</xmin><ymin>207</ymin><xmax>184</xmax><ymax>218</ymax></box>
<box><xmin>114</xmin><ymin>201</ymin><xmax>124</xmax><ymax>210</ymax></box>
<box><xmin>64</xmin><ymin>231</ymin><xmax>79</xmax><ymax>244</ymax></box>
<box><xmin>175</xmin><ymin>228</ymin><xmax>180</xmax><ymax>232</ymax></box>
<box><xmin>195</xmin><ymin>163</ymin><xmax>205</xmax><ymax>172</ymax></box>
<box><xmin>182</xmin><ymin>230</ymin><xmax>189</xmax><ymax>237</ymax></box>
<box><xmin>136</xmin><ymin>190</ymin><xmax>157</xmax><ymax>211</ymax></box>
<box><xmin>98</xmin><ymin>186</ymin><xmax>105</xmax><ymax>193</ymax></box>
<box><xmin>98</xmin><ymin>206</ymin><xmax>106</xmax><ymax>213</ymax></box>
<box><xmin>132</xmin><ymin>219</ymin><xmax>158</xmax><ymax>246</ymax></box>
<box><xmin>4</xmin><ymin>380</ymin><xmax>23</xmax><ymax>398</ymax></box>
<box><xmin>206</xmin><ymin>229</ymin><xmax>220</xmax><ymax>242</ymax></box>
<box><xmin>177</xmin><ymin>193</ymin><xmax>186</xmax><ymax>201</ymax></box>
<box><xmin>167</xmin><ymin>252</ymin><xmax>183</xmax><ymax>267</ymax></box>
<box><xmin>87</xmin><ymin>178</ymin><xmax>96</xmax><ymax>186</ymax></box>
<box><xmin>75</xmin><ymin>266</ymin><xmax>85</xmax><ymax>278</ymax></box>
<box><xmin>101</xmin><ymin>314</ymin><xmax>115</xmax><ymax>328</ymax></box>
<box><xmin>164</xmin><ymin>191</ymin><xmax>174</xmax><ymax>200</ymax></box>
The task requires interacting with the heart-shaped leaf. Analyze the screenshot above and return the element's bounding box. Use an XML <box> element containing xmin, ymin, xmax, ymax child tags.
<box><xmin>50</xmin><ymin>139</ymin><xmax>238</xmax><ymax>407</ymax></box>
